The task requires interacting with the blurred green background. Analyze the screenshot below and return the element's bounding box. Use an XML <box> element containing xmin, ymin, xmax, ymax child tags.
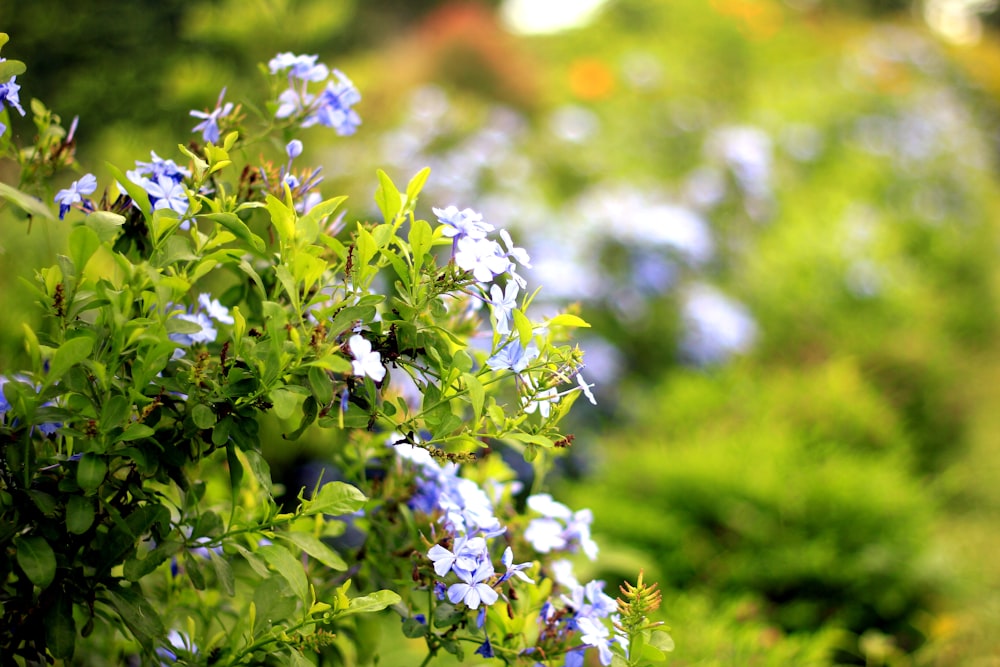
<box><xmin>6</xmin><ymin>0</ymin><xmax>1000</xmax><ymax>663</ymax></box>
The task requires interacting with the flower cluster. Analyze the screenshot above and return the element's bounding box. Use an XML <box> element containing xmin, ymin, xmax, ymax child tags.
<box><xmin>1</xmin><ymin>44</ymin><xmax>662</xmax><ymax>667</ymax></box>
<box><xmin>127</xmin><ymin>151</ymin><xmax>193</xmax><ymax>216</ymax></box>
<box><xmin>0</xmin><ymin>57</ymin><xmax>25</xmax><ymax>136</ymax></box>
<box><xmin>396</xmin><ymin>436</ymin><xmax>620</xmax><ymax>664</ymax></box>
<box><xmin>270</xmin><ymin>52</ymin><xmax>361</xmax><ymax>136</ymax></box>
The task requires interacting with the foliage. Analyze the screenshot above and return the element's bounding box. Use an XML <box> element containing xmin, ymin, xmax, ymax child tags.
<box><xmin>0</xmin><ymin>38</ymin><xmax>661</xmax><ymax>666</ymax></box>
<box><xmin>568</xmin><ymin>366</ymin><xmax>943</xmax><ymax>649</ymax></box>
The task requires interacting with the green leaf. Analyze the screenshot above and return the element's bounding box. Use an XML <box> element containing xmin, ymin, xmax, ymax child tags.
<box><xmin>286</xmin><ymin>649</ymin><xmax>314</xmax><ymax>667</ymax></box>
<box><xmin>209</xmin><ymin>549</ymin><xmax>236</xmax><ymax>596</ymax></box>
<box><xmin>116</xmin><ymin>423</ymin><xmax>154</xmax><ymax>443</ymax></box>
<box><xmin>260</xmin><ymin>544</ymin><xmax>309</xmax><ymax>603</ymax></box>
<box><xmin>408</xmin><ymin>218</ymin><xmax>432</xmax><ymax>272</ymax></box>
<box><xmin>201</xmin><ymin>212</ymin><xmax>266</xmax><ymax>253</ymax></box>
<box><xmin>513</xmin><ymin>309</ymin><xmax>533</xmax><ymax>348</ymax></box>
<box><xmin>404</xmin><ymin>167</ymin><xmax>431</xmax><ymax>208</ymax></box>
<box><xmin>547</xmin><ymin>313</ymin><xmax>591</xmax><ymax>328</ymax></box>
<box><xmin>100</xmin><ymin>394</ymin><xmax>131</xmax><ymax>432</ymax></box>
<box><xmin>374</xmin><ymin>169</ymin><xmax>402</xmax><ymax>223</ymax></box>
<box><xmin>243</xmin><ymin>450</ymin><xmax>274</xmax><ymax>495</ymax></box>
<box><xmin>66</xmin><ymin>496</ymin><xmax>96</xmax><ymax>534</ymax></box>
<box><xmin>105</xmin><ymin>162</ymin><xmax>151</xmax><ymax>218</ymax></box>
<box><xmin>266</xmin><ymin>193</ymin><xmax>295</xmax><ymax>245</ymax></box>
<box><xmin>306</xmin><ymin>355</ymin><xmax>353</xmax><ymax>374</ymax></box>
<box><xmin>84</xmin><ymin>211</ymin><xmax>126</xmax><ymax>242</ymax></box>
<box><xmin>649</xmin><ymin>629</ymin><xmax>675</xmax><ymax>652</ymax></box>
<box><xmin>45</xmin><ymin>596</ymin><xmax>76</xmax><ymax>659</ymax></box>
<box><xmin>48</xmin><ymin>336</ymin><xmax>94</xmax><ymax>384</ymax></box>
<box><xmin>123</xmin><ymin>541</ymin><xmax>181</xmax><ymax>581</ymax></box>
<box><xmin>77</xmin><ymin>452</ymin><xmax>107</xmax><ymax>492</ymax></box>
<box><xmin>68</xmin><ymin>225</ymin><xmax>102</xmax><ymax>274</ymax></box>
<box><xmin>303</xmin><ymin>481</ymin><xmax>367</xmax><ymax>516</ymax></box>
<box><xmin>191</xmin><ymin>403</ymin><xmax>217</xmax><ymax>429</ymax></box>
<box><xmin>340</xmin><ymin>589</ymin><xmax>402</xmax><ymax>617</ymax></box>
<box><xmin>279</xmin><ymin>532</ymin><xmax>348</xmax><ymax>571</ymax></box>
<box><xmin>270</xmin><ymin>386</ymin><xmax>303</xmax><ymax>420</ymax></box>
<box><xmin>299</xmin><ymin>195</ymin><xmax>347</xmax><ymax>232</ymax></box>
<box><xmin>105</xmin><ymin>585</ymin><xmax>165</xmax><ymax>651</ymax></box>
<box><xmin>452</xmin><ymin>349</ymin><xmax>473</xmax><ymax>373</ymax></box>
<box><xmin>21</xmin><ymin>323</ymin><xmax>41</xmax><ymax>372</ymax></box>
<box><xmin>308</xmin><ymin>366</ymin><xmax>334</xmax><ymax>406</ymax></box>
<box><xmin>505</xmin><ymin>432</ymin><xmax>555</xmax><ymax>448</ymax></box>
<box><xmin>0</xmin><ymin>182</ymin><xmax>55</xmax><ymax>220</ymax></box>
<box><xmin>233</xmin><ymin>543</ymin><xmax>271</xmax><ymax>578</ymax></box>
<box><xmin>0</xmin><ymin>58</ymin><xmax>25</xmax><ymax>80</ymax></box>
<box><xmin>14</xmin><ymin>535</ymin><xmax>56</xmax><ymax>588</ymax></box>
<box><xmin>463</xmin><ymin>373</ymin><xmax>485</xmax><ymax>421</ymax></box>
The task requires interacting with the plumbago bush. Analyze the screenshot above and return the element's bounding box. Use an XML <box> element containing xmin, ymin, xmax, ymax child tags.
<box><xmin>0</xmin><ymin>37</ymin><xmax>673</xmax><ymax>667</ymax></box>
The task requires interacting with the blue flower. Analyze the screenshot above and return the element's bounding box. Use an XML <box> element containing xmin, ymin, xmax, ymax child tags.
<box><xmin>427</xmin><ymin>535</ymin><xmax>487</xmax><ymax>578</ymax></box>
<box><xmin>197</xmin><ymin>294</ymin><xmax>234</xmax><ymax>325</ymax></box>
<box><xmin>576</xmin><ymin>616</ymin><xmax>613</xmax><ymax>666</ymax></box>
<box><xmin>54</xmin><ymin>173</ymin><xmax>98</xmax><ymax>220</ymax></box>
<box><xmin>144</xmin><ymin>175</ymin><xmax>190</xmax><ymax>215</ymax></box>
<box><xmin>0</xmin><ymin>376</ymin><xmax>10</xmax><ymax>418</ymax></box>
<box><xmin>128</xmin><ymin>151</ymin><xmax>191</xmax><ymax>185</ymax></box>
<box><xmin>190</xmin><ymin>88</ymin><xmax>234</xmax><ymax>144</ymax></box>
<box><xmin>0</xmin><ymin>73</ymin><xmax>26</xmax><ymax>119</ymax></box>
<box><xmin>269</xmin><ymin>52</ymin><xmax>329</xmax><ymax>82</ymax></box>
<box><xmin>286</xmin><ymin>139</ymin><xmax>303</xmax><ymax>159</ymax></box>
<box><xmin>433</xmin><ymin>206</ymin><xmax>494</xmax><ymax>241</ymax></box>
<box><xmin>475</xmin><ymin>635</ymin><xmax>495</xmax><ymax>658</ymax></box>
<box><xmin>446</xmin><ymin>559</ymin><xmax>498</xmax><ymax>610</ymax></box>
<box><xmin>499</xmin><ymin>546</ymin><xmax>535</xmax><ymax>584</ymax></box>
<box><xmin>455</xmin><ymin>237</ymin><xmax>510</xmax><ymax>284</ymax></box>
<box><xmin>487</xmin><ymin>338</ymin><xmax>538</xmax><ymax>374</ymax></box>
<box><xmin>308</xmin><ymin>71</ymin><xmax>361</xmax><ymax>136</ymax></box>
<box><xmin>488</xmin><ymin>281</ymin><xmax>519</xmax><ymax>336</ymax></box>
<box><xmin>170</xmin><ymin>312</ymin><xmax>217</xmax><ymax>347</ymax></box>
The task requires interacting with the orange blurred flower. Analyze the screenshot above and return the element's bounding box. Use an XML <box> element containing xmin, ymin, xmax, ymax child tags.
<box><xmin>569</xmin><ymin>58</ymin><xmax>616</xmax><ymax>100</ymax></box>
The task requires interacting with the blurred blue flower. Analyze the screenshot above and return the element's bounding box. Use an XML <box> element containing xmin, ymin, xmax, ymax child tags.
<box><xmin>197</xmin><ymin>293</ymin><xmax>234</xmax><ymax>325</ymax></box>
<box><xmin>0</xmin><ymin>73</ymin><xmax>26</xmax><ymax>124</ymax></box>
<box><xmin>475</xmin><ymin>635</ymin><xmax>495</xmax><ymax>658</ymax></box>
<box><xmin>54</xmin><ymin>173</ymin><xmax>97</xmax><ymax>220</ymax></box>
<box><xmin>309</xmin><ymin>71</ymin><xmax>361</xmax><ymax>136</ymax></box>
<box><xmin>269</xmin><ymin>52</ymin><xmax>329</xmax><ymax>82</ymax></box>
<box><xmin>190</xmin><ymin>88</ymin><xmax>234</xmax><ymax>144</ymax></box>
<box><xmin>576</xmin><ymin>616</ymin><xmax>613</xmax><ymax>666</ymax></box>
<box><xmin>680</xmin><ymin>284</ymin><xmax>757</xmax><ymax>365</ymax></box>
<box><xmin>170</xmin><ymin>312</ymin><xmax>217</xmax><ymax>347</ymax></box>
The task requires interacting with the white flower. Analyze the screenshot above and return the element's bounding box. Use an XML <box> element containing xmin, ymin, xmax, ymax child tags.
<box><xmin>349</xmin><ymin>334</ymin><xmax>385</xmax><ymax>382</ymax></box>
<box><xmin>455</xmin><ymin>237</ymin><xmax>510</xmax><ymax>284</ymax></box>
<box><xmin>489</xmin><ymin>282</ymin><xmax>519</xmax><ymax>336</ymax></box>
<box><xmin>576</xmin><ymin>372</ymin><xmax>597</xmax><ymax>405</ymax></box>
